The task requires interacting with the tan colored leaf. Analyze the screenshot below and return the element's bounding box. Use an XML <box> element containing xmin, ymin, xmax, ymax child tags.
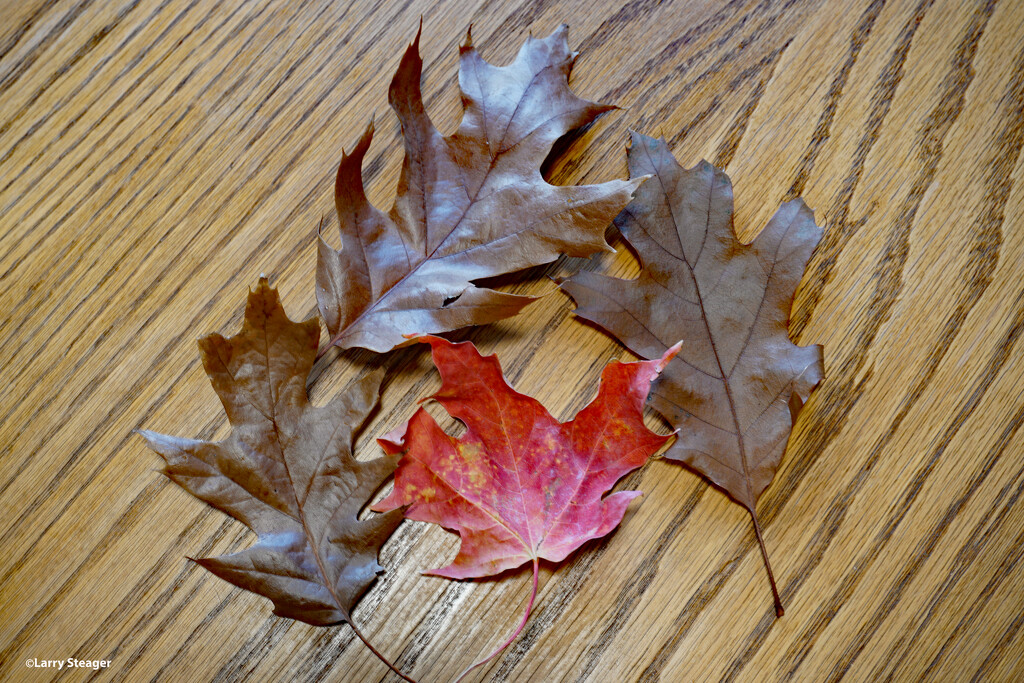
<box><xmin>139</xmin><ymin>279</ymin><xmax>408</xmax><ymax>678</ymax></box>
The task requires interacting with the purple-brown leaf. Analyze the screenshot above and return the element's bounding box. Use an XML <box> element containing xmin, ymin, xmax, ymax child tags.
<box><xmin>317</xmin><ymin>25</ymin><xmax>641</xmax><ymax>353</ymax></box>
<box><xmin>561</xmin><ymin>133</ymin><xmax>824</xmax><ymax>616</ymax></box>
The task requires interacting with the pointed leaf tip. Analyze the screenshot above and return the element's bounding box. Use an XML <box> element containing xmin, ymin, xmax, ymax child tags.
<box><xmin>657</xmin><ymin>341</ymin><xmax>683</xmax><ymax>372</ymax></box>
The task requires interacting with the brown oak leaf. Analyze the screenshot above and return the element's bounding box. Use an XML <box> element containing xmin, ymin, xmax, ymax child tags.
<box><xmin>317</xmin><ymin>25</ymin><xmax>641</xmax><ymax>353</ymax></box>
<box><xmin>561</xmin><ymin>133</ymin><xmax>824</xmax><ymax>616</ymax></box>
<box><xmin>139</xmin><ymin>279</ymin><xmax>409</xmax><ymax>679</ymax></box>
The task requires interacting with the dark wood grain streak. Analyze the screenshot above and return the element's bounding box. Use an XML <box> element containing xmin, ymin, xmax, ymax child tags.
<box><xmin>784</xmin><ymin>0</ymin><xmax>886</xmax><ymax>199</ymax></box>
<box><xmin>0</xmin><ymin>0</ymin><xmax>92</xmax><ymax>99</ymax></box>
<box><xmin>0</xmin><ymin>0</ymin><xmax>416</xmax><ymax>512</ymax></box>
<box><xmin>0</xmin><ymin>0</ymin><xmax>221</xmax><ymax>204</ymax></box>
<box><xmin>0</xmin><ymin>0</ymin><xmax>336</xmax><ymax>341</ymax></box>
<box><xmin>0</xmin><ymin>0</ymin><xmax>268</xmax><ymax>274</ymax></box>
<box><xmin>822</xmin><ymin>291</ymin><xmax>1024</xmax><ymax>681</ymax></box>
<box><xmin>712</xmin><ymin>39</ymin><xmax>786</xmax><ymax>168</ymax></box>
<box><xmin>880</xmin><ymin>404</ymin><xmax>1024</xmax><ymax>681</ymax></box>
<box><xmin>566</xmin><ymin>483</ymin><xmax>706</xmax><ymax>683</ymax></box>
<box><xmin>72</xmin><ymin>517</ymin><xmax>238</xmax><ymax>664</ymax></box>
<box><xmin>0</xmin><ymin>478</ymin><xmax>168</xmax><ymax>662</ymax></box>
<box><xmin>2</xmin><ymin>0</ymin><xmax>182</xmax><ymax>173</ymax></box>
<box><xmin>831</xmin><ymin>369</ymin><xmax>1024</xmax><ymax>678</ymax></box>
<box><xmin>969</xmin><ymin>589</ymin><xmax>1024</xmax><ymax>682</ymax></box>
<box><xmin>92</xmin><ymin>528</ymin><xmax>252</xmax><ymax>683</ymax></box>
<box><xmin>923</xmin><ymin>517</ymin><xmax>1024</xmax><ymax>681</ymax></box>
<box><xmin>636</xmin><ymin>1</ymin><xmax>809</xmax><ymax>144</ymax></box>
<box><xmin>637</xmin><ymin>546</ymin><xmax>749</xmax><ymax>682</ymax></box>
<box><xmin>0</xmin><ymin>0</ymin><xmax>64</xmax><ymax>63</ymax></box>
<box><xmin>632</xmin><ymin>0</ymin><xmax>1013</xmax><ymax>677</ymax></box>
<box><xmin>671</xmin><ymin>38</ymin><xmax>793</xmax><ymax>148</ymax></box>
<box><xmin>878</xmin><ymin>40</ymin><xmax>1024</xmax><ymax>677</ymax></box>
<box><xmin>133</xmin><ymin>580</ymin><xmax>241</xmax><ymax>682</ymax></box>
<box><xmin>791</xmin><ymin>0</ymin><xmax>933</xmax><ymax>336</ymax></box>
<box><xmin>0</xmin><ymin>0</ymin><xmax>146</xmax><ymax>164</ymax></box>
<box><xmin>719</xmin><ymin>2</ymin><xmax>1007</xmax><ymax>677</ymax></box>
<box><xmin>0</xmin><ymin>1</ymin><xmax>278</xmax><ymax>368</ymax></box>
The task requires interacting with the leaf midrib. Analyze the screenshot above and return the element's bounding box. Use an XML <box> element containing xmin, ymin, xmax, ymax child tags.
<box><xmin>644</xmin><ymin>144</ymin><xmax>756</xmax><ymax>507</ymax></box>
<box><xmin>260</xmin><ymin>324</ymin><xmax>350</xmax><ymax>619</ymax></box>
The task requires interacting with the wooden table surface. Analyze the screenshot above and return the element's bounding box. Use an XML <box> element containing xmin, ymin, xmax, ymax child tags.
<box><xmin>3</xmin><ymin>0</ymin><xmax>1024</xmax><ymax>680</ymax></box>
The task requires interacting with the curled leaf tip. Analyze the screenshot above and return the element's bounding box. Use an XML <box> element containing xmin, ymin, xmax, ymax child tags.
<box><xmin>657</xmin><ymin>341</ymin><xmax>683</xmax><ymax>372</ymax></box>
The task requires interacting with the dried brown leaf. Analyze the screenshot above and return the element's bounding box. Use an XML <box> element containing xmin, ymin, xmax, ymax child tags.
<box><xmin>317</xmin><ymin>25</ymin><xmax>641</xmax><ymax>353</ymax></box>
<box><xmin>561</xmin><ymin>133</ymin><xmax>824</xmax><ymax>615</ymax></box>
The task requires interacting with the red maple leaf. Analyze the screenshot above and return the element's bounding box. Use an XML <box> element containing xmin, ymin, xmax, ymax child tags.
<box><xmin>373</xmin><ymin>335</ymin><xmax>678</xmax><ymax>679</ymax></box>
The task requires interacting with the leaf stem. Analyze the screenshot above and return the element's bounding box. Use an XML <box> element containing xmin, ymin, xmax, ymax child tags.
<box><xmin>349</xmin><ymin>620</ymin><xmax>418</xmax><ymax>682</ymax></box>
<box><xmin>453</xmin><ymin>558</ymin><xmax>540</xmax><ymax>683</ymax></box>
<box><xmin>751</xmin><ymin>510</ymin><xmax>784</xmax><ymax>617</ymax></box>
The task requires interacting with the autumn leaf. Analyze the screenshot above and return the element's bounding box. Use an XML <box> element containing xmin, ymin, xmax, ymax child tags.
<box><xmin>138</xmin><ymin>278</ymin><xmax>411</xmax><ymax>680</ymax></box>
<box><xmin>373</xmin><ymin>335</ymin><xmax>679</xmax><ymax>680</ymax></box>
<box><xmin>316</xmin><ymin>24</ymin><xmax>642</xmax><ymax>354</ymax></box>
<box><xmin>561</xmin><ymin>132</ymin><xmax>824</xmax><ymax>617</ymax></box>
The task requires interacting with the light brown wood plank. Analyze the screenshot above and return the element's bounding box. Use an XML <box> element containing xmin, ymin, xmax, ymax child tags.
<box><xmin>2</xmin><ymin>0</ymin><xmax>1023</xmax><ymax>680</ymax></box>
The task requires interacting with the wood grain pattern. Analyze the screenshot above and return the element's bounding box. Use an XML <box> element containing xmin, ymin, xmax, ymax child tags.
<box><xmin>2</xmin><ymin>0</ymin><xmax>1022</xmax><ymax>681</ymax></box>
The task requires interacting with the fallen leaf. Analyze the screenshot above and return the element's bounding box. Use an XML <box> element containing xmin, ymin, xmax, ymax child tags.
<box><xmin>373</xmin><ymin>335</ymin><xmax>678</xmax><ymax>680</ymax></box>
<box><xmin>317</xmin><ymin>25</ymin><xmax>641</xmax><ymax>354</ymax></box>
<box><xmin>139</xmin><ymin>279</ymin><xmax>410</xmax><ymax>679</ymax></box>
<box><xmin>561</xmin><ymin>132</ymin><xmax>824</xmax><ymax>616</ymax></box>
